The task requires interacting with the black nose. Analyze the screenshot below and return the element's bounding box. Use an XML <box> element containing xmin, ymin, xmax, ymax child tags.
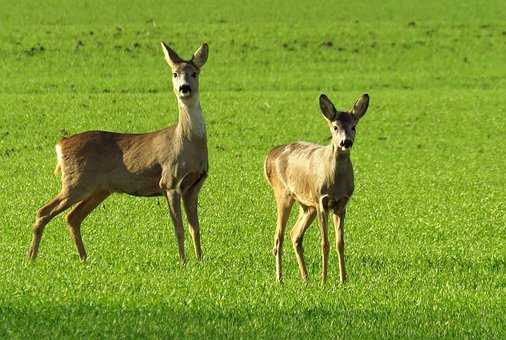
<box><xmin>179</xmin><ymin>85</ymin><xmax>191</xmax><ymax>93</ymax></box>
<box><xmin>341</xmin><ymin>139</ymin><xmax>353</xmax><ymax>148</ymax></box>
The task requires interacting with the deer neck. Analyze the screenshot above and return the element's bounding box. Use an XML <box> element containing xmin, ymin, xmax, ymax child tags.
<box><xmin>325</xmin><ymin>144</ymin><xmax>351</xmax><ymax>178</ymax></box>
<box><xmin>176</xmin><ymin>97</ymin><xmax>206</xmax><ymax>140</ymax></box>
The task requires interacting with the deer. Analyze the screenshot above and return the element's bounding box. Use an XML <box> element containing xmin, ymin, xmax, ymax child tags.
<box><xmin>27</xmin><ymin>42</ymin><xmax>209</xmax><ymax>264</ymax></box>
<box><xmin>264</xmin><ymin>93</ymin><xmax>369</xmax><ymax>284</ymax></box>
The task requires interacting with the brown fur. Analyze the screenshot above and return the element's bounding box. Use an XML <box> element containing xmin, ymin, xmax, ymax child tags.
<box><xmin>265</xmin><ymin>93</ymin><xmax>369</xmax><ymax>283</ymax></box>
<box><xmin>27</xmin><ymin>42</ymin><xmax>210</xmax><ymax>263</ymax></box>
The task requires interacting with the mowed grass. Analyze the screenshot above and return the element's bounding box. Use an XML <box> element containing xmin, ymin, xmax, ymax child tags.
<box><xmin>1</xmin><ymin>0</ymin><xmax>505</xmax><ymax>338</ymax></box>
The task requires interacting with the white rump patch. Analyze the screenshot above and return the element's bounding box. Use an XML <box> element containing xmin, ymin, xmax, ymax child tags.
<box><xmin>55</xmin><ymin>143</ymin><xmax>64</xmax><ymax>175</ymax></box>
<box><xmin>55</xmin><ymin>144</ymin><xmax>63</xmax><ymax>163</ymax></box>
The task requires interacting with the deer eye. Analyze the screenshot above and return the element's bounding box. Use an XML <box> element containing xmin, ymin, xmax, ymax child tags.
<box><xmin>333</xmin><ymin>126</ymin><xmax>338</xmax><ymax>131</ymax></box>
<box><xmin>173</xmin><ymin>73</ymin><xmax>178</xmax><ymax>78</ymax></box>
<box><xmin>191</xmin><ymin>72</ymin><xmax>197</xmax><ymax>78</ymax></box>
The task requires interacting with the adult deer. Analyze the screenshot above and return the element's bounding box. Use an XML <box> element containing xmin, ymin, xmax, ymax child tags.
<box><xmin>264</xmin><ymin>93</ymin><xmax>369</xmax><ymax>283</ymax></box>
<box><xmin>27</xmin><ymin>42</ymin><xmax>209</xmax><ymax>264</ymax></box>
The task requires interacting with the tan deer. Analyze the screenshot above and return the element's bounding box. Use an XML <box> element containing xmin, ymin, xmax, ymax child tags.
<box><xmin>27</xmin><ymin>42</ymin><xmax>209</xmax><ymax>264</ymax></box>
<box><xmin>264</xmin><ymin>93</ymin><xmax>369</xmax><ymax>283</ymax></box>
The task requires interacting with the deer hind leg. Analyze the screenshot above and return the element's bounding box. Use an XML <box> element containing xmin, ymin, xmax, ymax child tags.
<box><xmin>28</xmin><ymin>190</ymin><xmax>83</xmax><ymax>261</ymax></box>
<box><xmin>182</xmin><ymin>174</ymin><xmax>207</xmax><ymax>261</ymax></box>
<box><xmin>290</xmin><ymin>205</ymin><xmax>316</xmax><ymax>281</ymax></box>
<box><xmin>65</xmin><ymin>191</ymin><xmax>110</xmax><ymax>261</ymax></box>
<box><xmin>165</xmin><ymin>190</ymin><xmax>186</xmax><ymax>264</ymax></box>
<box><xmin>272</xmin><ymin>192</ymin><xmax>294</xmax><ymax>283</ymax></box>
<box><xmin>317</xmin><ymin>209</ymin><xmax>330</xmax><ymax>283</ymax></box>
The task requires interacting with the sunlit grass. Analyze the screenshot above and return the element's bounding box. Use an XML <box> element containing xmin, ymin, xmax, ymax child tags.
<box><xmin>0</xmin><ymin>1</ymin><xmax>505</xmax><ymax>338</ymax></box>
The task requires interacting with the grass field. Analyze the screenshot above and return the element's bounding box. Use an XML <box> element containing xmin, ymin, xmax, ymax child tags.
<box><xmin>1</xmin><ymin>0</ymin><xmax>505</xmax><ymax>338</ymax></box>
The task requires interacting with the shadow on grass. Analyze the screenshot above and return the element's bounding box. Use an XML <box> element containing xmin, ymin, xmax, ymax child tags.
<box><xmin>0</xmin><ymin>301</ymin><xmax>499</xmax><ymax>339</ymax></box>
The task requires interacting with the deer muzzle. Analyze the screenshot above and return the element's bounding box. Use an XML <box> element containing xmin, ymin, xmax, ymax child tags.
<box><xmin>179</xmin><ymin>84</ymin><xmax>191</xmax><ymax>96</ymax></box>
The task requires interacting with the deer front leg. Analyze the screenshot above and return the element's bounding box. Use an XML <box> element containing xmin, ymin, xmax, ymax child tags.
<box><xmin>182</xmin><ymin>173</ymin><xmax>207</xmax><ymax>261</ymax></box>
<box><xmin>332</xmin><ymin>208</ymin><xmax>347</xmax><ymax>283</ymax></box>
<box><xmin>165</xmin><ymin>190</ymin><xmax>186</xmax><ymax>264</ymax></box>
<box><xmin>317</xmin><ymin>209</ymin><xmax>330</xmax><ymax>284</ymax></box>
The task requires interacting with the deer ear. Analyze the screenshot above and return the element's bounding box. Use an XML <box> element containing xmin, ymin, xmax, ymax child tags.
<box><xmin>161</xmin><ymin>42</ymin><xmax>183</xmax><ymax>68</ymax></box>
<box><xmin>319</xmin><ymin>94</ymin><xmax>337</xmax><ymax>121</ymax></box>
<box><xmin>192</xmin><ymin>43</ymin><xmax>208</xmax><ymax>68</ymax></box>
<box><xmin>352</xmin><ymin>94</ymin><xmax>369</xmax><ymax>120</ymax></box>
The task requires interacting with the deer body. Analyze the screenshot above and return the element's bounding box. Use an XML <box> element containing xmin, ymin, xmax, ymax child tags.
<box><xmin>28</xmin><ymin>42</ymin><xmax>209</xmax><ymax>263</ymax></box>
<box><xmin>265</xmin><ymin>94</ymin><xmax>369</xmax><ymax>283</ymax></box>
<box><xmin>266</xmin><ymin>143</ymin><xmax>354</xmax><ymax>209</ymax></box>
<box><xmin>55</xmin><ymin>113</ymin><xmax>207</xmax><ymax>198</ymax></box>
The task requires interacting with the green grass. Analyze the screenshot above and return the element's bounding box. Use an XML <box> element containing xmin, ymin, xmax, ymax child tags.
<box><xmin>1</xmin><ymin>0</ymin><xmax>505</xmax><ymax>338</ymax></box>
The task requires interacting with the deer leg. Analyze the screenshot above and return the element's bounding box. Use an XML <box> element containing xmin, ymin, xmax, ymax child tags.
<box><xmin>65</xmin><ymin>191</ymin><xmax>110</xmax><ymax>261</ymax></box>
<box><xmin>165</xmin><ymin>190</ymin><xmax>186</xmax><ymax>264</ymax></box>
<box><xmin>28</xmin><ymin>191</ymin><xmax>83</xmax><ymax>260</ymax></box>
<box><xmin>290</xmin><ymin>206</ymin><xmax>316</xmax><ymax>281</ymax></box>
<box><xmin>333</xmin><ymin>208</ymin><xmax>347</xmax><ymax>283</ymax></box>
<box><xmin>317</xmin><ymin>209</ymin><xmax>330</xmax><ymax>283</ymax></box>
<box><xmin>182</xmin><ymin>174</ymin><xmax>207</xmax><ymax>261</ymax></box>
<box><xmin>273</xmin><ymin>193</ymin><xmax>294</xmax><ymax>283</ymax></box>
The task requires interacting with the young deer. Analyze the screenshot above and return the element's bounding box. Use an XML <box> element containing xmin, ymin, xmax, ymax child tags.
<box><xmin>27</xmin><ymin>42</ymin><xmax>209</xmax><ymax>264</ymax></box>
<box><xmin>264</xmin><ymin>93</ymin><xmax>369</xmax><ymax>283</ymax></box>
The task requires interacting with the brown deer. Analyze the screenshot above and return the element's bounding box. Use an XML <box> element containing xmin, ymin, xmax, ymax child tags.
<box><xmin>264</xmin><ymin>93</ymin><xmax>369</xmax><ymax>283</ymax></box>
<box><xmin>27</xmin><ymin>42</ymin><xmax>209</xmax><ymax>264</ymax></box>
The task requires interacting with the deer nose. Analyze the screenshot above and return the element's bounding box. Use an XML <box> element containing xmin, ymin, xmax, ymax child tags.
<box><xmin>179</xmin><ymin>84</ymin><xmax>191</xmax><ymax>94</ymax></box>
<box><xmin>341</xmin><ymin>139</ymin><xmax>353</xmax><ymax>148</ymax></box>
